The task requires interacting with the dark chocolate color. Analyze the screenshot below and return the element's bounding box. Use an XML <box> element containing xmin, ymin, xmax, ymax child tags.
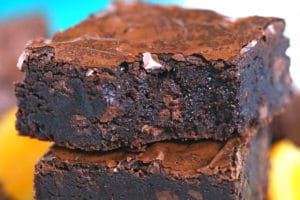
<box><xmin>34</xmin><ymin>127</ymin><xmax>269</xmax><ymax>200</ymax></box>
<box><xmin>16</xmin><ymin>2</ymin><xmax>291</xmax><ymax>151</ymax></box>
<box><xmin>0</xmin><ymin>16</ymin><xmax>47</xmax><ymax>113</ymax></box>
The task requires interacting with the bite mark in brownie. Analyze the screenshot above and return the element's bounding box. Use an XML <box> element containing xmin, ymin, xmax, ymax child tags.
<box><xmin>34</xmin><ymin>127</ymin><xmax>270</xmax><ymax>200</ymax></box>
<box><xmin>15</xmin><ymin>2</ymin><xmax>291</xmax><ymax>151</ymax></box>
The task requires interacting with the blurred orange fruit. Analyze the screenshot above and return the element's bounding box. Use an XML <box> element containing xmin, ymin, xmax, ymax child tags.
<box><xmin>0</xmin><ymin>108</ymin><xmax>52</xmax><ymax>200</ymax></box>
<box><xmin>269</xmin><ymin>140</ymin><xmax>300</xmax><ymax>200</ymax></box>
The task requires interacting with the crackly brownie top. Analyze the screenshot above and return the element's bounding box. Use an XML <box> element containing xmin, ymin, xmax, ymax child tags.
<box><xmin>50</xmin><ymin>131</ymin><xmax>253</xmax><ymax>180</ymax></box>
<box><xmin>26</xmin><ymin>2</ymin><xmax>284</xmax><ymax>68</ymax></box>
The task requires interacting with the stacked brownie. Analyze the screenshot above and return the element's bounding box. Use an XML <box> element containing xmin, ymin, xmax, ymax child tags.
<box><xmin>15</xmin><ymin>2</ymin><xmax>292</xmax><ymax>199</ymax></box>
<box><xmin>0</xmin><ymin>16</ymin><xmax>47</xmax><ymax>200</ymax></box>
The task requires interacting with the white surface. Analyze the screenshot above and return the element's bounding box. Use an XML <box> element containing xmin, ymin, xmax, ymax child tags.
<box><xmin>142</xmin><ymin>52</ymin><xmax>163</xmax><ymax>70</ymax></box>
<box><xmin>183</xmin><ymin>0</ymin><xmax>300</xmax><ymax>91</ymax></box>
<box><xmin>16</xmin><ymin>50</ymin><xmax>28</xmax><ymax>71</ymax></box>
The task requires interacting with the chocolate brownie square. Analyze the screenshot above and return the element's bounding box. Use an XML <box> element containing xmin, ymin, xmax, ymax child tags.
<box><xmin>34</xmin><ymin>127</ymin><xmax>270</xmax><ymax>200</ymax></box>
<box><xmin>16</xmin><ymin>2</ymin><xmax>291</xmax><ymax>151</ymax></box>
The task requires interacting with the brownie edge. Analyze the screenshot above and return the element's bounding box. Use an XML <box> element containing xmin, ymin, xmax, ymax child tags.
<box><xmin>34</xmin><ymin>127</ymin><xmax>270</xmax><ymax>200</ymax></box>
<box><xmin>16</xmin><ymin>2</ymin><xmax>291</xmax><ymax>151</ymax></box>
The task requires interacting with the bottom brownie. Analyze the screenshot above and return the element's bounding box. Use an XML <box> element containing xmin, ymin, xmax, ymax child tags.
<box><xmin>35</xmin><ymin>127</ymin><xmax>269</xmax><ymax>200</ymax></box>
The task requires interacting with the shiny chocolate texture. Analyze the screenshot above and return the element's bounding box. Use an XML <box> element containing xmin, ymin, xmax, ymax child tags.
<box><xmin>35</xmin><ymin>127</ymin><xmax>269</xmax><ymax>200</ymax></box>
<box><xmin>16</xmin><ymin>2</ymin><xmax>291</xmax><ymax>151</ymax></box>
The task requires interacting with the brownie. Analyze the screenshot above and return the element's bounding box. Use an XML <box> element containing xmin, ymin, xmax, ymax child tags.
<box><xmin>34</xmin><ymin>127</ymin><xmax>269</xmax><ymax>200</ymax></box>
<box><xmin>0</xmin><ymin>16</ymin><xmax>47</xmax><ymax>114</ymax></box>
<box><xmin>271</xmin><ymin>93</ymin><xmax>300</xmax><ymax>145</ymax></box>
<box><xmin>16</xmin><ymin>2</ymin><xmax>291</xmax><ymax>151</ymax></box>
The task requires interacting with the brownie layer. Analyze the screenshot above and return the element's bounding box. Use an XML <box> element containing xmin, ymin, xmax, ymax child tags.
<box><xmin>35</xmin><ymin>127</ymin><xmax>269</xmax><ymax>200</ymax></box>
<box><xmin>16</xmin><ymin>3</ymin><xmax>291</xmax><ymax>151</ymax></box>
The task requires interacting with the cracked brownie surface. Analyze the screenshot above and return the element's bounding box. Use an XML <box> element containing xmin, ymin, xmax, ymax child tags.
<box><xmin>16</xmin><ymin>2</ymin><xmax>291</xmax><ymax>151</ymax></box>
<box><xmin>35</xmin><ymin>127</ymin><xmax>269</xmax><ymax>200</ymax></box>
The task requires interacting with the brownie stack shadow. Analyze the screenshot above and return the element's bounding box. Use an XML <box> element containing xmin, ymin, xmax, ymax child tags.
<box><xmin>15</xmin><ymin>2</ymin><xmax>292</xmax><ymax>200</ymax></box>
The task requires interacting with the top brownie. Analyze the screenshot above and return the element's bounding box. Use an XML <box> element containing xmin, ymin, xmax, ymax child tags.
<box><xmin>16</xmin><ymin>2</ymin><xmax>291</xmax><ymax>151</ymax></box>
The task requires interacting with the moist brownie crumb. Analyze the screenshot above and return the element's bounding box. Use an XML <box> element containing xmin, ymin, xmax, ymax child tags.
<box><xmin>15</xmin><ymin>2</ymin><xmax>291</xmax><ymax>151</ymax></box>
<box><xmin>34</xmin><ymin>127</ymin><xmax>270</xmax><ymax>200</ymax></box>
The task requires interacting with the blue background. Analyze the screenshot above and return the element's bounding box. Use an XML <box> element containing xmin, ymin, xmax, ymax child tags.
<box><xmin>0</xmin><ymin>0</ymin><xmax>180</xmax><ymax>34</ymax></box>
